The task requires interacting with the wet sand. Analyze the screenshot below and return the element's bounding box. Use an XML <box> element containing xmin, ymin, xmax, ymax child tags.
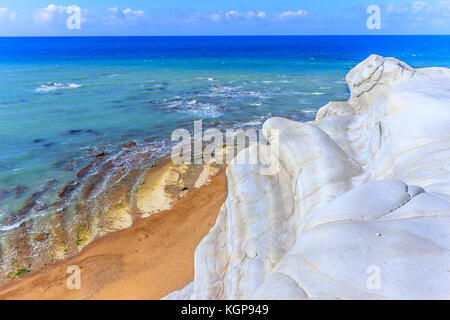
<box><xmin>0</xmin><ymin>170</ymin><xmax>227</xmax><ymax>300</ymax></box>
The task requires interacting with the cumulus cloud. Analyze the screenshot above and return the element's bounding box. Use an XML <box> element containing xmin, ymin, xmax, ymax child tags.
<box><xmin>187</xmin><ymin>10</ymin><xmax>267</xmax><ymax>23</ymax></box>
<box><xmin>277</xmin><ymin>9</ymin><xmax>307</xmax><ymax>20</ymax></box>
<box><xmin>0</xmin><ymin>7</ymin><xmax>17</xmax><ymax>23</ymax></box>
<box><xmin>102</xmin><ymin>7</ymin><xmax>149</xmax><ymax>25</ymax></box>
<box><xmin>386</xmin><ymin>1</ymin><xmax>450</xmax><ymax>17</ymax></box>
<box><xmin>34</xmin><ymin>4</ymin><xmax>67</xmax><ymax>24</ymax></box>
<box><xmin>33</xmin><ymin>4</ymin><xmax>88</xmax><ymax>25</ymax></box>
<box><xmin>186</xmin><ymin>9</ymin><xmax>308</xmax><ymax>23</ymax></box>
<box><xmin>384</xmin><ymin>1</ymin><xmax>450</xmax><ymax>28</ymax></box>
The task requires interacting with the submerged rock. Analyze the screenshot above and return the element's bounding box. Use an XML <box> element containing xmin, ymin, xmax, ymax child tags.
<box><xmin>0</xmin><ymin>190</ymin><xmax>9</xmax><ymax>201</ymax></box>
<box><xmin>167</xmin><ymin>55</ymin><xmax>450</xmax><ymax>300</ymax></box>
<box><xmin>13</xmin><ymin>185</ymin><xmax>27</xmax><ymax>196</ymax></box>
<box><xmin>121</xmin><ymin>141</ymin><xmax>137</xmax><ymax>148</ymax></box>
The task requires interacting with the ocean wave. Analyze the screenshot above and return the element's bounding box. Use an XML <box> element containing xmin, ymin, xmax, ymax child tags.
<box><xmin>196</xmin><ymin>77</ymin><xmax>215</xmax><ymax>81</ymax></box>
<box><xmin>182</xmin><ymin>101</ymin><xmax>222</xmax><ymax>118</ymax></box>
<box><xmin>233</xmin><ymin>116</ymin><xmax>266</xmax><ymax>128</ymax></box>
<box><xmin>0</xmin><ymin>218</ymin><xmax>27</xmax><ymax>232</ymax></box>
<box><xmin>295</xmin><ymin>91</ymin><xmax>325</xmax><ymax>96</ymax></box>
<box><xmin>36</xmin><ymin>82</ymin><xmax>82</xmax><ymax>93</ymax></box>
<box><xmin>166</xmin><ymin>99</ymin><xmax>223</xmax><ymax>118</ymax></box>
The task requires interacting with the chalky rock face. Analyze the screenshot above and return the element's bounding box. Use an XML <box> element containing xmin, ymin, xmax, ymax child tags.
<box><xmin>168</xmin><ymin>55</ymin><xmax>450</xmax><ymax>300</ymax></box>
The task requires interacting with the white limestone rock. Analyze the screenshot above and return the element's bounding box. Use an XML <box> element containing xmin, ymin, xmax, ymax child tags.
<box><xmin>167</xmin><ymin>55</ymin><xmax>450</xmax><ymax>300</ymax></box>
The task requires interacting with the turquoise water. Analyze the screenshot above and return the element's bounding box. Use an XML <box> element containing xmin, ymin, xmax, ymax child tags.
<box><xmin>1</xmin><ymin>36</ymin><xmax>450</xmax><ymax>232</ymax></box>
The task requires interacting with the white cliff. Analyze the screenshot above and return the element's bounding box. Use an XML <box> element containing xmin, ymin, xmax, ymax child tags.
<box><xmin>167</xmin><ymin>55</ymin><xmax>450</xmax><ymax>300</ymax></box>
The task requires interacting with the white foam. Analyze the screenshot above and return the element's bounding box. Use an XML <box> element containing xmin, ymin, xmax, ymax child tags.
<box><xmin>0</xmin><ymin>218</ymin><xmax>27</xmax><ymax>232</ymax></box>
<box><xmin>36</xmin><ymin>82</ymin><xmax>82</xmax><ymax>93</ymax></box>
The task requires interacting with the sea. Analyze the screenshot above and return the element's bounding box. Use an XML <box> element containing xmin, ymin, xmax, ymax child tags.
<box><xmin>1</xmin><ymin>35</ymin><xmax>450</xmax><ymax>235</ymax></box>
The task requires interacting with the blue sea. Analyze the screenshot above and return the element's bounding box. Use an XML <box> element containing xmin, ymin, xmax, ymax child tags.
<box><xmin>1</xmin><ymin>35</ymin><xmax>450</xmax><ymax>234</ymax></box>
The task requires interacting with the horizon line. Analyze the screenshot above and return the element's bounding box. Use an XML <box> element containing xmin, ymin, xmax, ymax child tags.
<box><xmin>1</xmin><ymin>34</ymin><xmax>449</xmax><ymax>38</ymax></box>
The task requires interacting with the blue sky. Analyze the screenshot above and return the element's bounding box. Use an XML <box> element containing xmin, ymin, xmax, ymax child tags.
<box><xmin>0</xmin><ymin>0</ymin><xmax>449</xmax><ymax>36</ymax></box>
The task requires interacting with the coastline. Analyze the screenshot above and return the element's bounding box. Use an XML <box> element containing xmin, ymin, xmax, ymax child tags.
<box><xmin>2</xmin><ymin>53</ymin><xmax>449</xmax><ymax>300</ymax></box>
<box><xmin>0</xmin><ymin>168</ymin><xmax>227</xmax><ymax>299</ymax></box>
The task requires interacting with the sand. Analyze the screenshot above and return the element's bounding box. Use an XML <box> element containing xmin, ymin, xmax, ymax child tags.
<box><xmin>0</xmin><ymin>170</ymin><xmax>227</xmax><ymax>300</ymax></box>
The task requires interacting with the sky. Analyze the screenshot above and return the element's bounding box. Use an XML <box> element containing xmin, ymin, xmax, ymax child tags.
<box><xmin>0</xmin><ymin>0</ymin><xmax>449</xmax><ymax>36</ymax></box>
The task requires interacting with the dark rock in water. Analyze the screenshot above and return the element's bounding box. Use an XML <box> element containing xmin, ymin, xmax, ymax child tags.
<box><xmin>62</xmin><ymin>160</ymin><xmax>80</xmax><ymax>172</ymax></box>
<box><xmin>50</xmin><ymin>199</ymin><xmax>65</xmax><ymax>208</ymax></box>
<box><xmin>34</xmin><ymin>201</ymin><xmax>48</xmax><ymax>211</ymax></box>
<box><xmin>212</xmin><ymin>121</ymin><xmax>222</xmax><ymax>125</ymax></box>
<box><xmin>46</xmin><ymin>179</ymin><xmax>57</xmax><ymax>186</ymax></box>
<box><xmin>52</xmin><ymin>159</ymin><xmax>73</xmax><ymax>169</ymax></box>
<box><xmin>76</xmin><ymin>164</ymin><xmax>91</xmax><ymax>179</ymax></box>
<box><xmin>43</xmin><ymin>142</ymin><xmax>55</xmax><ymax>148</ymax></box>
<box><xmin>95</xmin><ymin>151</ymin><xmax>106</xmax><ymax>158</ymax></box>
<box><xmin>121</xmin><ymin>141</ymin><xmax>137</xmax><ymax>148</ymax></box>
<box><xmin>33</xmin><ymin>138</ymin><xmax>45</xmax><ymax>143</ymax></box>
<box><xmin>17</xmin><ymin>181</ymin><xmax>55</xmax><ymax>215</ymax></box>
<box><xmin>13</xmin><ymin>185</ymin><xmax>27</xmax><ymax>196</ymax></box>
<box><xmin>143</xmin><ymin>137</ymin><xmax>157</xmax><ymax>143</ymax></box>
<box><xmin>86</xmin><ymin>129</ymin><xmax>101</xmax><ymax>136</ymax></box>
<box><xmin>82</xmin><ymin>160</ymin><xmax>114</xmax><ymax>199</ymax></box>
<box><xmin>58</xmin><ymin>180</ymin><xmax>79</xmax><ymax>199</ymax></box>
<box><xmin>67</xmin><ymin>129</ymin><xmax>82</xmax><ymax>135</ymax></box>
<box><xmin>17</xmin><ymin>198</ymin><xmax>36</xmax><ymax>216</ymax></box>
<box><xmin>0</xmin><ymin>189</ymin><xmax>9</xmax><ymax>201</ymax></box>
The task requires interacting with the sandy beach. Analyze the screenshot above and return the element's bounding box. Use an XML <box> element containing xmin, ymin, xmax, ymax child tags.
<box><xmin>0</xmin><ymin>169</ymin><xmax>227</xmax><ymax>300</ymax></box>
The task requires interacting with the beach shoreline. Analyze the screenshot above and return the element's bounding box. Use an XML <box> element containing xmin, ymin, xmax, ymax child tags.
<box><xmin>0</xmin><ymin>166</ymin><xmax>227</xmax><ymax>299</ymax></box>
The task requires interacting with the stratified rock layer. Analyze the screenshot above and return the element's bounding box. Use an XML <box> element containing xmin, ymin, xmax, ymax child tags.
<box><xmin>167</xmin><ymin>55</ymin><xmax>450</xmax><ymax>300</ymax></box>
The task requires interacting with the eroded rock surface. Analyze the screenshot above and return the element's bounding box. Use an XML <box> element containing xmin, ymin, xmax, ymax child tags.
<box><xmin>167</xmin><ymin>55</ymin><xmax>450</xmax><ymax>300</ymax></box>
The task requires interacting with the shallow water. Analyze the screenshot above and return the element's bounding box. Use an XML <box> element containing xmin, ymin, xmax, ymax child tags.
<box><xmin>1</xmin><ymin>35</ymin><xmax>450</xmax><ymax>233</ymax></box>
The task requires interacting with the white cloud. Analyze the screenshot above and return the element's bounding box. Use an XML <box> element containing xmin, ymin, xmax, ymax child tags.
<box><xmin>34</xmin><ymin>4</ymin><xmax>67</xmax><ymax>24</ymax></box>
<box><xmin>102</xmin><ymin>7</ymin><xmax>148</xmax><ymax>25</ymax></box>
<box><xmin>411</xmin><ymin>1</ymin><xmax>430</xmax><ymax>13</ymax></box>
<box><xmin>224</xmin><ymin>10</ymin><xmax>267</xmax><ymax>21</ymax></box>
<box><xmin>188</xmin><ymin>10</ymin><xmax>267</xmax><ymax>23</ymax></box>
<box><xmin>0</xmin><ymin>7</ymin><xmax>17</xmax><ymax>23</ymax></box>
<box><xmin>384</xmin><ymin>1</ymin><xmax>450</xmax><ymax>29</ymax></box>
<box><xmin>186</xmin><ymin>9</ymin><xmax>309</xmax><ymax>23</ymax></box>
<box><xmin>386</xmin><ymin>1</ymin><xmax>450</xmax><ymax>17</ymax></box>
<box><xmin>277</xmin><ymin>9</ymin><xmax>307</xmax><ymax>20</ymax></box>
<box><xmin>33</xmin><ymin>4</ymin><xmax>88</xmax><ymax>25</ymax></box>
